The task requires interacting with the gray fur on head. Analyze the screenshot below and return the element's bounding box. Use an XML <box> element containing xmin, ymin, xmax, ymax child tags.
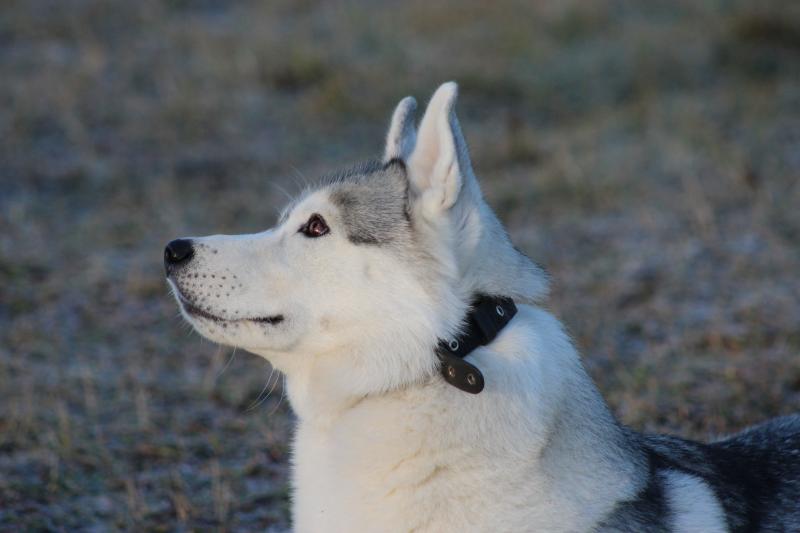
<box><xmin>289</xmin><ymin>84</ymin><xmax>550</xmax><ymax>304</ymax></box>
<box><xmin>327</xmin><ymin>160</ymin><xmax>411</xmax><ymax>247</ymax></box>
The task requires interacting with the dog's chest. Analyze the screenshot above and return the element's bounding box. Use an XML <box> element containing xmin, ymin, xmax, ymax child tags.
<box><xmin>288</xmin><ymin>397</ymin><xmax>580</xmax><ymax>533</ymax></box>
<box><xmin>291</xmin><ymin>401</ymin><xmax>457</xmax><ymax>532</ymax></box>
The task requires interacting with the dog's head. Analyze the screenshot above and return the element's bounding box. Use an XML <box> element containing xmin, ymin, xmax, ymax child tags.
<box><xmin>165</xmin><ymin>82</ymin><xmax>548</xmax><ymax>398</ymax></box>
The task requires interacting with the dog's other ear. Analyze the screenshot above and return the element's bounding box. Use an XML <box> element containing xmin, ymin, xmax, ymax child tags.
<box><xmin>407</xmin><ymin>82</ymin><xmax>474</xmax><ymax>216</ymax></box>
<box><xmin>383</xmin><ymin>96</ymin><xmax>417</xmax><ymax>163</ymax></box>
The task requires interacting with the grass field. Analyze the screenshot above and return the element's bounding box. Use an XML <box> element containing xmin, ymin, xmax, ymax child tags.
<box><xmin>2</xmin><ymin>0</ymin><xmax>799</xmax><ymax>530</ymax></box>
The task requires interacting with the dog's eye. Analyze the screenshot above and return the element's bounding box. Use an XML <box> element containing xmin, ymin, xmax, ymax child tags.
<box><xmin>300</xmin><ymin>214</ymin><xmax>329</xmax><ymax>238</ymax></box>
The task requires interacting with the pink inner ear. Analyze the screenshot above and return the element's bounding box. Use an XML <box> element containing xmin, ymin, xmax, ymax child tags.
<box><xmin>406</xmin><ymin>83</ymin><xmax>462</xmax><ymax>203</ymax></box>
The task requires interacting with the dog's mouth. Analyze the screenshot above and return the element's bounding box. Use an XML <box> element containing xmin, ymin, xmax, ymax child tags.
<box><xmin>178</xmin><ymin>295</ymin><xmax>284</xmax><ymax>326</ymax></box>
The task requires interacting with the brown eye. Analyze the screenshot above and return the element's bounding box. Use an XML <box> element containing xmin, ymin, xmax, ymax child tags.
<box><xmin>301</xmin><ymin>214</ymin><xmax>329</xmax><ymax>238</ymax></box>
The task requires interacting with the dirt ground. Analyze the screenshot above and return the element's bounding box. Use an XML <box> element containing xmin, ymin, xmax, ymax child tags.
<box><xmin>1</xmin><ymin>0</ymin><xmax>799</xmax><ymax>530</ymax></box>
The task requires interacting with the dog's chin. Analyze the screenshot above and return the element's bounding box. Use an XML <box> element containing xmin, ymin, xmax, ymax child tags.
<box><xmin>179</xmin><ymin>303</ymin><xmax>289</xmax><ymax>348</ymax></box>
<box><xmin>167</xmin><ymin>281</ymin><xmax>294</xmax><ymax>351</ymax></box>
<box><xmin>179</xmin><ymin>298</ymin><xmax>285</xmax><ymax>326</ymax></box>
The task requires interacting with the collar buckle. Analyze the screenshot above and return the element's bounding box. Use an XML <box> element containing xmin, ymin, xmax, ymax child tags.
<box><xmin>436</xmin><ymin>295</ymin><xmax>517</xmax><ymax>394</ymax></box>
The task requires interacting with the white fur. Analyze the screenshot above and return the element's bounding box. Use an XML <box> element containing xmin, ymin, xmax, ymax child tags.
<box><xmin>291</xmin><ymin>306</ymin><xmax>641</xmax><ymax>532</ymax></box>
<box><xmin>664</xmin><ymin>470</ymin><xmax>727</xmax><ymax>532</ymax></box>
<box><xmin>167</xmin><ymin>83</ymin><xmax>727</xmax><ymax>532</ymax></box>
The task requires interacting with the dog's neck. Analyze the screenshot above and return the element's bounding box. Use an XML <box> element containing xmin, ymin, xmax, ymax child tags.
<box><xmin>285</xmin><ymin>304</ymin><xmax>646</xmax><ymax>531</ymax></box>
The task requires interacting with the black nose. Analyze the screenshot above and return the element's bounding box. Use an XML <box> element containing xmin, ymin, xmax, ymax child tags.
<box><xmin>164</xmin><ymin>239</ymin><xmax>194</xmax><ymax>272</ymax></box>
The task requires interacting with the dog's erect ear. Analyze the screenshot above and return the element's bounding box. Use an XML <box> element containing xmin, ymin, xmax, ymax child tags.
<box><xmin>383</xmin><ymin>96</ymin><xmax>417</xmax><ymax>163</ymax></box>
<box><xmin>406</xmin><ymin>82</ymin><xmax>473</xmax><ymax>215</ymax></box>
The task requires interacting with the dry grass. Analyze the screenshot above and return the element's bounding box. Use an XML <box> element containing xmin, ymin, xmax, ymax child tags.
<box><xmin>1</xmin><ymin>0</ymin><xmax>799</xmax><ymax>530</ymax></box>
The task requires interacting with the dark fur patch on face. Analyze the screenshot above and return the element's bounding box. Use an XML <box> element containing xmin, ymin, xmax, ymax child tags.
<box><xmin>327</xmin><ymin>159</ymin><xmax>411</xmax><ymax>246</ymax></box>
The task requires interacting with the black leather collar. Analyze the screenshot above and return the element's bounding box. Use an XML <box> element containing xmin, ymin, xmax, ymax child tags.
<box><xmin>436</xmin><ymin>295</ymin><xmax>517</xmax><ymax>394</ymax></box>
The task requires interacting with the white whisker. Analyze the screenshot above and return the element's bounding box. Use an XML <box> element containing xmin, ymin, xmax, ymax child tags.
<box><xmin>270</xmin><ymin>181</ymin><xmax>295</xmax><ymax>203</ymax></box>
<box><xmin>268</xmin><ymin>374</ymin><xmax>286</xmax><ymax>417</ymax></box>
<box><xmin>245</xmin><ymin>367</ymin><xmax>277</xmax><ymax>412</ymax></box>
<box><xmin>217</xmin><ymin>347</ymin><xmax>237</xmax><ymax>378</ymax></box>
<box><xmin>289</xmin><ymin>165</ymin><xmax>310</xmax><ymax>191</ymax></box>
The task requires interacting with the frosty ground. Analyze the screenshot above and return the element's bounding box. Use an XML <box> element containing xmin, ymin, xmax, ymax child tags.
<box><xmin>1</xmin><ymin>1</ymin><xmax>799</xmax><ymax>530</ymax></box>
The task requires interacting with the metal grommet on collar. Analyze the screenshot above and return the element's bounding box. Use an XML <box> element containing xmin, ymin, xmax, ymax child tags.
<box><xmin>438</xmin><ymin>351</ymin><xmax>485</xmax><ymax>394</ymax></box>
<box><xmin>435</xmin><ymin>294</ymin><xmax>517</xmax><ymax>394</ymax></box>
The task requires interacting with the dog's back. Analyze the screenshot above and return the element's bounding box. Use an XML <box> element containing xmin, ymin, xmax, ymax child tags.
<box><xmin>600</xmin><ymin>415</ymin><xmax>800</xmax><ymax>532</ymax></box>
<box><xmin>709</xmin><ymin>415</ymin><xmax>800</xmax><ymax>531</ymax></box>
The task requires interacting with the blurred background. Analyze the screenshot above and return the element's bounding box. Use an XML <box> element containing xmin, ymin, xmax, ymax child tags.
<box><xmin>1</xmin><ymin>0</ymin><xmax>799</xmax><ymax>530</ymax></box>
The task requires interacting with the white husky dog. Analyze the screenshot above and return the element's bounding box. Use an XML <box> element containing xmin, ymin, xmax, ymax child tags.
<box><xmin>166</xmin><ymin>83</ymin><xmax>800</xmax><ymax>532</ymax></box>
